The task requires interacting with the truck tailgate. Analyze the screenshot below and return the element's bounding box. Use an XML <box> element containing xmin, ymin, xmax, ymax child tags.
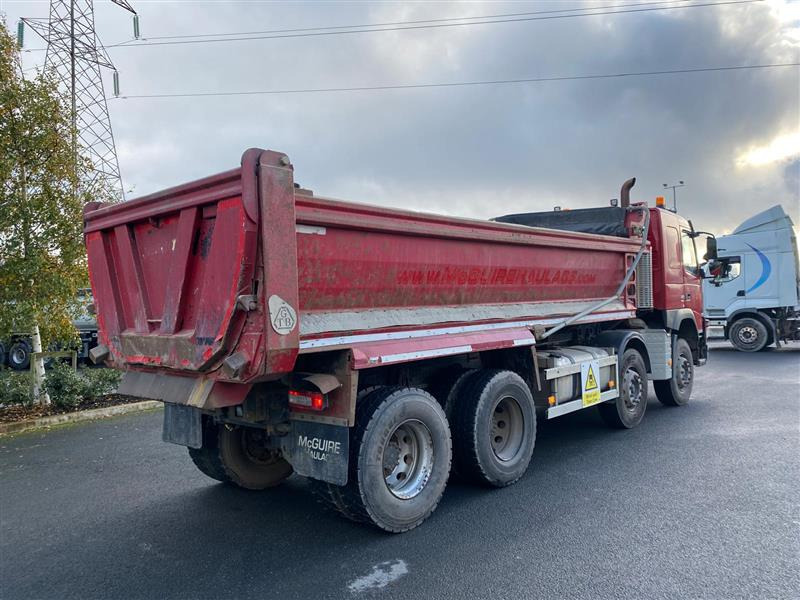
<box><xmin>84</xmin><ymin>165</ymin><xmax>259</xmax><ymax>371</ymax></box>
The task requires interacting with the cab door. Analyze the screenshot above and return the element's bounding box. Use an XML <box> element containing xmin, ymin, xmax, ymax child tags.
<box><xmin>680</xmin><ymin>227</ymin><xmax>703</xmax><ymax>324</ymax></box>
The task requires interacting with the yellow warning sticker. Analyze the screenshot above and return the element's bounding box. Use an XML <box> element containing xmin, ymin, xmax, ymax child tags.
<box><xmin>581</xmin><ymin>360</ymin><xmax>601</xmax><ymax>407</ymax></box>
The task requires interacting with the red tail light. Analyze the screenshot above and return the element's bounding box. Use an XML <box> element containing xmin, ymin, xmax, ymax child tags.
<box><xmin>288</xmin><ymin>389</ymin><xmax>328</xmax><ymax>411</ymax></box>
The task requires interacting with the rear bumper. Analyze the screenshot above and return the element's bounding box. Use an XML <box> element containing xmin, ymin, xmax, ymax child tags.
<box><xmin>117</xmin><ymin>370</ymin><xmax>250</xmax><ymax>409</ymax></box>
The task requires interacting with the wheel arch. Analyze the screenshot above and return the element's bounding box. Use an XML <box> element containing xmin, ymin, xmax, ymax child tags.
<box><xmin>594</xmin><ymin>330</ymin><xmax>652</xmax><ymax>374</ymax></box>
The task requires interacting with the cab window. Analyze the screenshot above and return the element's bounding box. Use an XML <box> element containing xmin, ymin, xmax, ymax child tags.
<box><xmin>665</xmin><ymin>227</ymin><xmax>681</xmax><ymax>271</ymax></box>
<box><xmin>681</xmin><ymin>230</ymin><xmax>699</xmax><ymax>276</ymax></box>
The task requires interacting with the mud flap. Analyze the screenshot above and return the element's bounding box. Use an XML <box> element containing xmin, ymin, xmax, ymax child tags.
<box><xmin>281</xmin><ymin>420</ymin><xmax>349</xmax><ymax>485</ymax></box>
<box><xmin>162</xmin><ymin>403</ymin><xmax>202</xmax><ymax>449</ymax></box>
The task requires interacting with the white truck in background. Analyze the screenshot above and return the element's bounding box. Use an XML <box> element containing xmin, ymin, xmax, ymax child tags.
<box><xmin>703</xmin><ymin>205</ymin><xmax>800</xmax><ymax>352</ymax></box>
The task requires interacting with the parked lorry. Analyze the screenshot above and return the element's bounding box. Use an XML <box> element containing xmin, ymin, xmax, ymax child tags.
<box><xmin>0</xmin><ymin>288</ymin><xmax>98</xmax><ymax>370</ymax></box>
<box><xmin>703</xmin><ymin>205</ymin><xmax>799</xmax><ymax>352</ymax></box>
<box><xmin>84</xmin><ymin>149</ymin><xmax>716</xmax><ymax>532</ymax></box>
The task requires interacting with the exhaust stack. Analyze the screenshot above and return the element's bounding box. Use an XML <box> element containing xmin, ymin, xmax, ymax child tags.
<box><xmin>620</xmin><ymin>177</ymin><xmax>636</xmax><ymax>208</ymax></box>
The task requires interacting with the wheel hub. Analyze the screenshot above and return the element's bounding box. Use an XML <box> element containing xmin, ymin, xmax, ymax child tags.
<box><xmin>383</xmin><ymin>420</ymin><xmax>434</xmax><ymax>500</ymax></box>
<box><xmin>490</xmin><ymin>396</ymin><xmax>525</xmax><ymax>462</ymax></box>
<box><xmin>676</xmin><ymin>354</ymin><xmax>692</xmax><ymax>390</ymax></box>
<box><xmin>622</xmin><ymin>367</ymin><xmax>643</xmax><ymax>410</ymax></box>
<box><xmin>737</xmin><ymin>326</ymin><xmax>757</xmax><ymax>343</ymax></box>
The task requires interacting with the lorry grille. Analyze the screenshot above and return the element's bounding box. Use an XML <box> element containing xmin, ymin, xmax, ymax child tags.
<box><xmin>636</xmin><ymin>252</ymin><xmax>653</xmax><ymax>309</ymax></box>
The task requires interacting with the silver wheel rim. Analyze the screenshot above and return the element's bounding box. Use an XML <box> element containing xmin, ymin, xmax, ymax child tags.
<box><xmin>737</xmin><ymin>325</ymin><xmax>758</xmax><ymax>344</ymax></box>
<box><xmin>383</xmin><ymin>419</ymin><xmax>434</xmax><ymax>500</ymax></box>
<box><xmin>622</xmin><ymin>367</ymin><xmax>644</xmax><ymax>410</ymax></box>
<box><xmin>491</xmin><ymin>396</ymin><xmax>525</xmax><ymax>462</ymax></box>
<box><xmin>11</xmin><ymin>348</ymin><xmax>26</xmax><ymax>364</ymax></box>
<box><xmin>676</xmin><ymin>352</ymin><xmax>692</xmax><ymax>391</ymax></box>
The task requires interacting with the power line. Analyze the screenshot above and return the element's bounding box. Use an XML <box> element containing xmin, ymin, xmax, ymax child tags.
<box><xmin>106</xmin><ymin>0</ymin><xmax>761</xmax><ymax>48</ymax></box>
<box><xmin>111</xmin><ymin>63</ymin><xmax>799</xmax><ymax>100</ymax></box>
<box><xmin>119</xmin><ymin>0</ymin><xmax>696</xmax><ymax>43</ymax></box>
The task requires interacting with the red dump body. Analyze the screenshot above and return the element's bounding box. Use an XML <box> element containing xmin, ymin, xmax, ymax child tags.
<box><xmin>84</xmin><ymin>149</ymin><xmax>645</xmax><ymax>392</ymax></box>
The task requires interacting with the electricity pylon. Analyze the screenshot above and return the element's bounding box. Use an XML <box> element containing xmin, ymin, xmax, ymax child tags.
<box><xmin>21</xmin><ymin>0</ymin><xmax>136</xmax><ymax>201</ymax></box>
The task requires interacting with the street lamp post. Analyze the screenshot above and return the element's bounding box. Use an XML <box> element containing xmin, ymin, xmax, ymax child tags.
<box><xmin>662</xmin><ymin>181</ymin><xmax>685</xmax><ymax>212</ymax></box>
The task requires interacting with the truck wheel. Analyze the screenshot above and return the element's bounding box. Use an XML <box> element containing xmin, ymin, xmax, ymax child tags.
<box><xmin>0</xmin><ymin>342</ymin><xmax>6</xmax><ymax>367</ymax></box>
<box><xmin>188</xmin><ymin>421</ymin><xmax>292</xmax><ymax>490</ymax></box>
<box><xmin>729</xmin><ymin>317</ymin><xmax>768</xmax><ymax>352</ymax></box>
<box><xmin>654</xmin><ymin>338</ymin><xmax>693</xmax><ymax>406</ymax></box>
<box><xmin>309</xmin><ymin>386</ymin><xmax>385</xmax><ymax>523</ymax></box>
<box><xmin>8</xmin><ymin>340</ymin><xmax>31</xmax><ymax>371</ymax></box>
<box><xmin>598</xmin><ymin>348</ymin><xmax>648</xmax><ymax>429</ymax></box>
<box><xmin>327</xmin><ymin>387</ymin><xmax>451</xmax><ymax>533</ymax></box>
<box><xmin>450</xmin><ymin>370</ymin><xmax>536</xmax><ymax>487</ymax></box>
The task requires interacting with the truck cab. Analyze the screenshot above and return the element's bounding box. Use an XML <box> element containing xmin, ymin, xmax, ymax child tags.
<box><xmin>703</xmin><ymin>205</ymin><xmax>800</xmax><ymax>351</ymax></box>
<box><xmin>647</xmin><ymin>207</ymin><xmax>705</xmax><ymax>354</ymax></box>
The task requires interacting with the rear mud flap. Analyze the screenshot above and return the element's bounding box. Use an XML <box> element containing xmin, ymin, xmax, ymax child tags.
<box><xmin>163</xmin><ymin>403</ymin><xmax>202</xmax><ymax>449</ymax></box>
<box><xmin>281</xmin><ymin>420</ymin><xmax>349</xmax><ymax>486</ymax></box>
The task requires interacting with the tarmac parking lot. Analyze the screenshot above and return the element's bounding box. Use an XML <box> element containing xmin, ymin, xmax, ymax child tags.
<box><xmin>1</xmin><ymin>342</ymin><xmax>798</xmax><ymax>600</ymax></box>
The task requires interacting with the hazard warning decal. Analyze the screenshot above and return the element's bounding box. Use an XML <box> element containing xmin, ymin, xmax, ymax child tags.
<box><xmin>268</xmin><ymin>295</ymin><xmax>297</xmax><ymax>335</ymax></box>
<box><xmin>581</xmin><ymin>360</ymin><xmax>601</xmax><ymax>407</ymax></box>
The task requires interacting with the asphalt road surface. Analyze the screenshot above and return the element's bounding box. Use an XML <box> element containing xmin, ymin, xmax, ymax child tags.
<box><xmin>1</xmin><ymin>343</ymin><xmax>798</xmax><ymax>600</ymax></box>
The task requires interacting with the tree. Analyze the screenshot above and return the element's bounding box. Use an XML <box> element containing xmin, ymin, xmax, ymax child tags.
<box><xmin>0</xmin><ymin>21</ymin><xmax>105</xmax><ymax>402</ymax></box>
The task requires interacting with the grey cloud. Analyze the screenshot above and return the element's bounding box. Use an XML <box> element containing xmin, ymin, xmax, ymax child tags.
<box><xmin>7</xmin><ymin>0</ymin><xmax>799</xmax><ymax>234</ymax></box>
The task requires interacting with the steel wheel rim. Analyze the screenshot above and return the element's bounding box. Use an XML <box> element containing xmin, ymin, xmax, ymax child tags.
<box><xmin>622</xmin><ymin>367</ymin><xmax>644</xmax><ymax>410</ymax></box>
<box><xmin>676</xmin><ymin>352</ymin><xmax>692</xmax><ymax>390</ymax></box>
<box><xmin>737</xmin><ymin>325</ymin><xmax>757</xmax><ymax>344</ymax></box>
<box><xmin>383</xmin><ymin>419</ymin><xmax>434</xmax><ymax>500</ymax></box>
<box><xmin>491</xmin><ymin>396</ymin><xmax>525</xmax><ymax>462</ymax></box>
<box><xmin>240</xmin><ymin>428</ymin><xmax>282</xmax><ymax>466</ymax></box>
<box><xmin>10</xmin><ymin>348</ymin><xmax>25</xmax><ymax>364</ymax></box>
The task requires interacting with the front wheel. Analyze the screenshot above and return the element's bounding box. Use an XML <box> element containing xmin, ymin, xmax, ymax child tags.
<box><xmin>188</xmin><ymin>420</ymin><xmax>293</xmax><ymax>490</ymax></box>
<box><xmin>598</xmin><ymin>348</ymin><xmax>648</xmax><ymax>429</ymax></box>
<box><xmin>655</xmin><ymin>338</ymin><xmax>693</xmax><ymax>406</ymax></box>
<box><xmin>729</xmin><ymin>317</ymin><xmax>769</xmax><ymax>352</ymax></box>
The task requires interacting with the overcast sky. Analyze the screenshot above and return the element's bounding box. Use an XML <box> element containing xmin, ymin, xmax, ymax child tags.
<box><xmin>3</xmin><ymin>0</ymin><xmax>799</xmax><ymax>234</ymax></box>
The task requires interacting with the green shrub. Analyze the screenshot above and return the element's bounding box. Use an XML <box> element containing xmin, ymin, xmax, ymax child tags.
<box><xmin>0</xmin><ymin>369</ymin><xmax>33</xmax><ymax>406</ymax></box>
<box><xmin>43</xmin><ymin>362</ymin><xmax>85</xmax><ymax>409</ymax></box>
<box><xmin>80</xmin><ymin>367</ymin><xmax>121</xmax><ymax>400</ymax></box>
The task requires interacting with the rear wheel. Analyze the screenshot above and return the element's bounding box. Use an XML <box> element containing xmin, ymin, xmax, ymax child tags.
<box><xmin>598</xmin><ymin>348</ymin><xmax>648</xmax><ymax>429</ymax></box>
<box><xmin>8</xmin><ymin>340</ymin><xmax>31</xmax><ymax>371</ymax></box>
<box><xmin>315</xmin><ymin>387</ymin><xmax>451</xmax><ymax>533</ymax></box>
<box><xmin>729</xmin><ymin>317</ymin><xmax>769</xmax><ymax>352</ymax></box>
<box><xmin>450</xmin><ymin>370</ymin><xmax>536</xmax><ymax>487</ymax></box>
<box><xmin>655</xmin><ymin>338</ymin><xmax>693</xmax><ymax>406</ymax></box>
<box><xmin>188</xmin><ymin>420</ymin><xmax>293</xmax><ymax>490</ymax></box>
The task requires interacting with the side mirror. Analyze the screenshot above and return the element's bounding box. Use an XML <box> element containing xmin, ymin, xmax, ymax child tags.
<box><xmin>703</xmin><ymin>258</ymin><xmax>733</xmax><ymax>286</ymax></box>
<box><xmin>703</xmin><ymin>236</ymin><xmax>717</xmax><ymax>261</ymax></box>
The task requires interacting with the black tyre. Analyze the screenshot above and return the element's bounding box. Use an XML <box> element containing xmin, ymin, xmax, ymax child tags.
<box><xmin>654</xmin><ymin>338</ymin><xmax>693</xmax><ymax>406</ymax></box>
<box><xmin>598</xmin><ymin>349</ymin><xmax>648</xmax><ymax>429</ymax></box>
<box><xmin>729</xmin><ymin>317</ymin><xmax>769</xmax><ymax>352</ymax></box>
<box><xmin>309</xmin><ymin>386</ymin><xmax>385</xmax><ymax>522</ymax></box>
<box><xmin>450</xmin><ymin>370</ymin><xmax>536</xmax><ymax>487</ymax></box>
<box><xmin>8</xmin><ymin>340</ymin><xmax>31</xmax><ymax>371</ymax></box>
<box><xmin>318</xmin><ymin>387</ymin><xmax>451</xmax><ymax>533</ymax></box>
<box><xmin>443</xmin><ymin>369</ymin><xmax>478</xmax><ymax>421</ymax></box>
<box><xmin>188</xmin><ymin>419</ymin><xmax>293</xmax><ymax>490</ymax></box>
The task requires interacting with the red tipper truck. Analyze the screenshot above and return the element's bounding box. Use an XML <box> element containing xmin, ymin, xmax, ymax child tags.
<box><xmin>84</xmin><ymin>148</ymin><xmax>713</xmax><ymax>532</ymax></box>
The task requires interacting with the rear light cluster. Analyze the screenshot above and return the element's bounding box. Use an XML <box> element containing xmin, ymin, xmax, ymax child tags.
<box><xmin>288</xmin><ymin>389</ymin><xmax>328</xmax><ymax>411</ymax></box>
